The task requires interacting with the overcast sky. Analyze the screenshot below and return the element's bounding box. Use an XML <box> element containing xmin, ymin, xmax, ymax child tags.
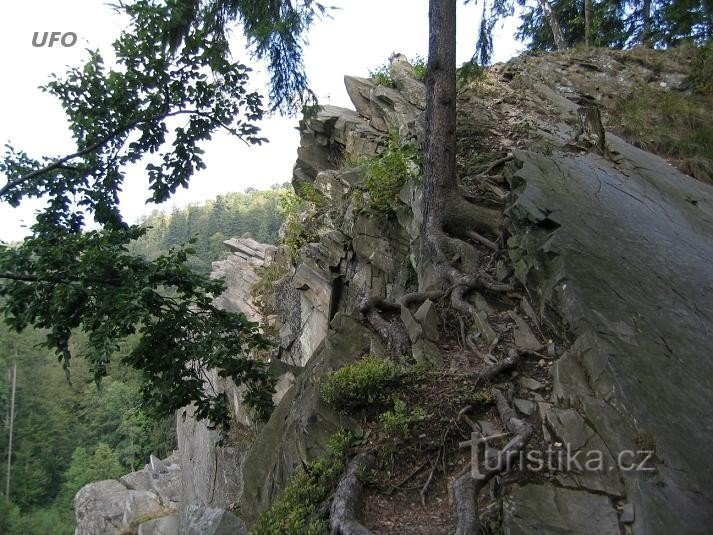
<box><xmin>0</xmin><ymin>0</ymin><xmax>524</xmax><ymax>242</ymax></box>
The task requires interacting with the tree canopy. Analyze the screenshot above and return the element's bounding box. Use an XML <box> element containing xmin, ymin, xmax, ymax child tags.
<box><xmin>0</xmin><ymin>0</ymin><xmax>303</xmax><ymax>433</ymax></box>
<box><xmin>163</xmin><ymin>0</ymin><xmax>329</xmax><ymax>114</ymax></box>
<box><xmin>472</xmin><ymin>0</ymin><xmax>713</xmax><ymax>65</ymax></box>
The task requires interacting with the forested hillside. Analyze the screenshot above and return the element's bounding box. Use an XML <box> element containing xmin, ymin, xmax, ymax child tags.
<box><xmin>129</xmin><ymin>186</ymin><xmax>287</xmax><ymax>273</ymax></box>
<box><xmin>0</xmin><ymin>186</ymin><xmax>287</xmax><ymax>533</ymax></box>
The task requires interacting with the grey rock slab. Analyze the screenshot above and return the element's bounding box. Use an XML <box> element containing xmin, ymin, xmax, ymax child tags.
<box><xmin>180</xmin><ymin>504</ymin><xmax>247</xmax><ymax>535</ymax></box>
<box><xmin>411</xmin><ymin>338</ymin><xmax>444</xmax><ymax>368</ymax></box>
<box><xmin>513</xmin><ymin>398</ymin><xmax>535</xmax><ymax>416</ymax></box>
<box><xmin>503</xmin><ymin>484</ymin><xmax>619</xmax><ymax>535</ymax></box>
<box><xmin>389</xmin><ymin>53</ymin><xmax>426</xmax><ymax>109</ymax></box>
<box><xmin>414</xmin><ymin>299</ymin><xmax>440</xmax><ymax>342</ymax></box>
<box><xmin>238</xmin><ymin>314</ymin><xmax>375</xmax><ymax>523</ymax></box>
<box><xmin>518</xmin><ymin>377</ymin><xmax>544</xmax><ymax>391</ymax></box>
<box><xmin>401</xmin><ymin>306</ymin><xmax>423</xmax><ymax>343</ymax></box>
<box><xmin>620</xmin><ymin>502</ymin><xmax>635</xmax><ymax>524</ymax></box>
<box><xmin>478</xmin><ymin>420</ymin><xmax>499</xmax><ymax>437</ymax></box>
<box><xmin>509</xmin><ymin>311</ymin><xmax>542</xmax><ymax>352</ymax></box>
<box><xmin>508</xmin><ymin>140</ymin><xmax>713</xmax><ymax>529</ymax></box>
<box><xmin>138</xmin><ymin>514</ymin><xmax>179</xmax><ymax>535</ymax></box>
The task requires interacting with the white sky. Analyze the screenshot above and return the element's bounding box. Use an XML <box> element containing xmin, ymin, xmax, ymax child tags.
<box><xmin>0</xmin><ymin>0</ymin><xmax>524</xmax><ymax>242</ymax></box>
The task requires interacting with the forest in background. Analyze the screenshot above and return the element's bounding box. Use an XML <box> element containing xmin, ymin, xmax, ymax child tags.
<box><xmin>0</xmin><ymin>186</ymin><xmax>287</xmax><ymax>533</ymax></box>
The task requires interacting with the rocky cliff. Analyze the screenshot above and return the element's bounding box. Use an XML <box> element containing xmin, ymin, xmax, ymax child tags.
<box><xmin>75</xmin><ymin>47</ymin><xmax>713</xmax><ymax>534</ymax></box>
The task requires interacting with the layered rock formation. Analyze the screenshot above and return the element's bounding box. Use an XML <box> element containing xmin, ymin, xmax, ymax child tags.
<box><xmin>76</xmin><ymin>48</ymin><xmax>713</xmax><ymax>534</ymax></box>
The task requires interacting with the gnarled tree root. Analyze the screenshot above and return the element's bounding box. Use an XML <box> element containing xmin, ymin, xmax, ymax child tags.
<box><xmin>451</xmin><ymin>389</ymin><xmax>533</xmax><ymax>535</ymax></box>
<box><xmin>329</xmin><ymin>451</ymin><xmax>375</xmax><ymax>535</ymax></box>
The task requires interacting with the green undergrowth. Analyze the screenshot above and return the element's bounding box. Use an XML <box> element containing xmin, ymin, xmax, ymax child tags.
<box><xmin>250</xmin><ymin>430</ymin><xmax>364</xmax><ymax>535</ymax></box>
<box><xmin>608</xmin><ymin>84</ymin><xmax>713</xmax><ymax>183</ymax></box>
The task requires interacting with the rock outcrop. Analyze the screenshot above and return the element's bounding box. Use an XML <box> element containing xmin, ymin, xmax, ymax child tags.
<box><xmin>78</xmin><ymin>48</ymin><xmax>713</xmax><ymax>534</ymax></box>
<box><xmin>74</xmin><ymin>455</ymin><xmax>181</xmax><ymax>535</ymax></box>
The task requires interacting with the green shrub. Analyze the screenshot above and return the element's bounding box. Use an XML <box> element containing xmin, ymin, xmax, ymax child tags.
<box><xmin>363</xmin><ymin>135</ymin><xmax>421</xmax><ymax>214</ymax></box>
<box><xmin>251</xmin><ymin>433</ymin><xmax>354</xmax><ymax>535</ymax></box>
<box><xmin>379</xmin><ymin>398</ymin><xmax>426</xmax><ymax>439</ymax></box>
<box><xmin>319</xmin><ymin>355</ymin><xmax>401</xmax><ymax>411</ymax></box>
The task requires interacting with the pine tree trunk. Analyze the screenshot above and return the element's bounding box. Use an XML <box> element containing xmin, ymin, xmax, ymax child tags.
<box><xmin>422</xmin><ymin>0</ymin><xmax>457</xmax><ymax>239</ymax></box>
<box><xmin>585</xmin><ymin>0</ymin><xmax>593</xmax><ymax>47</ymax></box>
<box><xmin>537</xmin><ymin>0</ymin><xmax>567</xmax><ymax>51</ymax></box>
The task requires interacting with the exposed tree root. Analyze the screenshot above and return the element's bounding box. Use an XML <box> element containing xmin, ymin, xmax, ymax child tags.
<box><xmin>365</xmin><ymin>308</ymin><xmax>410</xmax><ymax>356</ymax></box>
<box><xmin>329</xmin><ymin>451</ymin><xmax>375</xmax><ymax>535</ymax></box>
<box><xmin>476</xmin><ymin>349</ymin><xmax>521</xmax><ymax>383</ymax></box>
<box><xmin>451</xmin><ymin>389</ymin><xmax>533</xmax><ymax>535</ymax></box>
<box><xmin>465</xmin><ymin>229</ymin><xmax>499</xmax><ymax>252</ymax></box>
<box><xmin>477</xmin><ymin>154</ymin><xmax>513</xmax><ymax>177</ymax></box>
<box><xmin>357</xmin><ymin>296</ymin><xmax>410</xmax><ymax>355</ymax></box>
<box><xmin>444</xmin><ymin>194</ymin><xmax>503</xmax><ymax>237</ymax></box>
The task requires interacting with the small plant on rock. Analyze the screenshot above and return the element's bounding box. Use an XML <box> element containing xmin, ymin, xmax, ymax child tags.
<box><xmin>412</xmin><ymin>55</ymin><xmax>428</xmax><ymax>81</ymax></box>
<box><xmin>363</xmin><ymin>134</ymin><xmax>422</xmax><ymax>214</ymax></box>
<box><xmin>369</xmin><ymin>61</ymin><xmax>395</xmax><ymax>87</ymax></box>
<box><xmin>379</xmin><ymin>398</ymin><xmax>426</xmax><ymax>439</ymax></box>
<box><xmin>319</xmin><ymin>355</ymin><xmax>401</xmax><ymax>411</ymax></box>
<box><xmin>278</xmin><ymin>189</ymin><xmax>322</xmax><ymax>261</ymax></box>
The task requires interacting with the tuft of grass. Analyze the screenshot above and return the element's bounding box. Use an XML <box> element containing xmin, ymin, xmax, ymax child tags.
<box><xmin>319</xmin><ymin>355</ymin><xmax>401</xmax><ymax>411</ymax></box>
<box><xmin>378</xmin><ymin>398</ymin><xmax>426</xmax><ymax>439</ymax></box>
<box><xmin>609</xmin><ymin>84</ymin><xmax>713</xmax><ymax>183</ymax></box>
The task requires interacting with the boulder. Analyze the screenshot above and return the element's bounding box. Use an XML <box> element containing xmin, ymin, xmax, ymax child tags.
<box><xmin>180</xmin><ymin>504</ymin><xmax>247</xmax><ymax>535</ymax></box>
<box><xmin>138</xmin><ymin>514</ymin><xmax>179</xmax><ymax>535</ymax></box>
<box><xmin>389</xmin><ymin>53</ymin><xmax>426</xmax><ymax>109</ymax></box>
<box><xmin>74</xmin><ymin>480</ymin><xmax>164</xmax><ymax>535</ymax></box>
<box><xmin>503</xmin><ymin>485</ymin><xmax>619</xmax><ymax>534</ymax></box>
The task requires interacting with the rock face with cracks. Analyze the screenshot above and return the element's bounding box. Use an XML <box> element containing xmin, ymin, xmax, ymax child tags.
<box><xmin>77</xmin><ymin>48</ymin><xmax>713</xmax><ymax>534</ymax></box>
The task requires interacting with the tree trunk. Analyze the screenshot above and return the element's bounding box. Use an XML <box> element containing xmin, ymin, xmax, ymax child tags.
<box><xmin>584</xmin><ymin>0</ymin><xmax>593</xmax><ymax>47</ymax></box>
<box><xmin>642</xmin><ymin>0</ymin><xmax>652</xmax><ymax>47</ymax></box>
<box><xmin>422</xmin><ymin>0</ymin><xmax>457</xmax><ymax>240</ymax></box>
<box><xmin>537</xmin><ymin>0</ymin><xmax>567</xmax><ymax>51</ymax></box>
